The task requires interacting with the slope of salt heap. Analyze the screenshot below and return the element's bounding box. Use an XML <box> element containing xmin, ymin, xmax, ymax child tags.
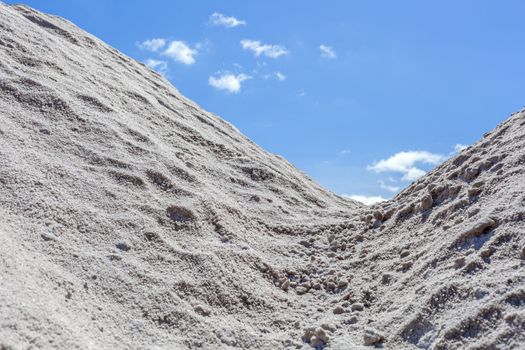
<box><xmin>1</xmin><ymin>4</ymin><xmax>524</xmax><ymax>349</ymax></box>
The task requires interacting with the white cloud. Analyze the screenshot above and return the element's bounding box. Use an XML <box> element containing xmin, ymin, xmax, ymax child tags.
<box><xmin>343</xmin><ymin>194</ymin><xmax>387</xmax><ymax>205</ymax></box>
<box><xmin>144</xmin><ymin>59</ymin><xmax>168</xmax><ymax>76</ymax></box>
<box><xmin>240</xmin><ymin>39</ymin><xmax>288</xmax><ymax>58</ymax></box>
<box><xmin>379</xmin><ymin>180</ymin><xmax>400</xmax><ymax>193</ymax></box>
<box><xmin>454</xmin><ymin>144</ymin><xmax>468</xmax><ymax>153</ymax></box>
<box><xmin>264</xmin><ymin>72</ymin><xmax>287</xmax><ymax>81</ymax></box>
<box><xmin>319</xmin><ymin>44</ymin><xmax>337</xmax><ymax>59</ymax></box>
<box><xmin>275</xmin><ymin>72</ymin><xmax>287</xmax><ymax>81</ymax></box>
<box><xmin>403</xmin><ymin>168</ymin><xmax>426</xmax><ymax>181</ymax></box>
<box><xmin>367</xmin><ymin>151</ymin><xmax>445</xmax><ymax>182</ymax></box>
<box><xmin>208</xmin><ymin>72</ymin><xmax>251</xmax><ymax>93</ymax></box>
<box><xmin>162</xmin><ymin>40</ymin><xmax>198</xmax><ymax>65</ymax></box>
<box><xmin>137</xmin><ymin>38</ymin><xmax>166</xmax><ymax>52</ymax></box>
<box><xmin>339</xmin><ymin>149</ymin><xmax>351</xmax><ymax>156</ymax></box>
<box><xmin>210</xmin><ymin>12</ymin><xmax>246</xmax><ymax>27</ymax></box>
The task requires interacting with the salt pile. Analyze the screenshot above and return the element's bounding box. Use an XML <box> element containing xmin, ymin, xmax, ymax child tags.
<box><xmin>1</xmin><ymin>4</ymin><xmax>524</xmax><ymax>349</ymax></box>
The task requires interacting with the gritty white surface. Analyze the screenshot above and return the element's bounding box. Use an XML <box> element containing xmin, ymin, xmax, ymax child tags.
<box><xmin>0</xmin><ymin>4</ymin><xmax>524</xmax><ymax>350</ymax></box>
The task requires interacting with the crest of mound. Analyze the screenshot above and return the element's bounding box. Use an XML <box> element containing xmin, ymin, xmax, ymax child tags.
<box><xmin>1</xmin><ymin>3</ymin><xmax>524</xmax><ymax>350</ymax></box>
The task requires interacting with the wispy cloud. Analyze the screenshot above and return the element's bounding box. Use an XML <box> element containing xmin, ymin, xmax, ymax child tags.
<box><xmin>339</xmin><ymin>149</ymin><xmax>351</xmax><ymax>156</ymax></box>
<box><xmin>210</xmin><ymin>12</ymin><xmax>246</xmax><ymax>27</ymax></box>
<box><xmin>454</xmin><ymin>144</ymin><xmax>468</xmax><ymax>153</ymax></box>
<box><xmin>343</xmin><ymin>194</ymin><xmax>387</xmax><ymax>205</ymax></box>
<box><xmin>162</xmin><ymin>40</ymin><xmax>198</xmax><ymax>65</ymax></box>
<box><xmin>379</xmin><ymin>180</ymin><xmax>400</xmax><ymax>193</ymax></box>
<box><xmin>368</xmin><ymin>151</ymin><xmax>445</xmax><ymax>182</ymax></box>
<box><xmin>263</xmin><ymin>72</ymin><xmax>287</xmax><ymax>81</ymax></box>
<box><xmin>275</xmin><ymin>72</ymin><xmax>287</xmax><ymax>81</ymax></box>
<box><xmin>240</xmin><ymin>39</ymin><xmax>288</xmax><ymax>58</ymax></box>
<box><xmin>208</xmin><ymin>72</ymin><xmax>251</xmax><ymax>93</ymax></box>
<box><xmin>144</xmin><ymin>59</ymin><xmax>168</xmax><ymax>76</ymax></box>
<box><xmin>137</xmin><ymin>38</ymin><xmax>166</xmax><ymax>52</ymax></box>
<box><xmin>319</xmin><ymin>44</ymin><xmax>337</xmax><ymax>59</ymax></box>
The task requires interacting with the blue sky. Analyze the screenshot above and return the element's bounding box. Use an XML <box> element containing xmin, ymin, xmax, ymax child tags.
<box><xmin>11</xmin><ymin>1</ymin><xmax>525</xmax><ymax>203</ymax></box>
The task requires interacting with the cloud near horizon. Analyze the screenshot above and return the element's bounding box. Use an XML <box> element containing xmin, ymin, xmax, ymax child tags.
<box><xmin>240</xmin><ymin>39</ymin><xmax>288</xmax><ymax>58</ymax></box>
<box><xmin>367</xmin><ymin>150</ymin><xmax>445</xmax><ymax>182</ymax></box>
<box><xmin>379</xmin><ymin>180</ymin><xmax>400</xmax><ymax>193</ymax></box>
<box><xmin>137</xmin><ymin>38</ymin><xmax>166</xmax><ymax>52</ymax></box>
<box><xmin>144</xmin><ymin>59</ymin><xmax>168</xmax><ymax>76</ymax></box>
<box><xmin>210</xmin><ymin>12</ymin><xmax>246</xmax><ymax>27</ymax></box>
<box><xmin>454</xmin><ymin>143</ymin><xmax>469</xmax><ymax>153</ymax></box>
<box><xmin>208</xmin><ymin>72</ymin><xmax>251</xmax><ymax>93</ymax></box>
<box><xmin>162</xmin><ymin>40</ymin><xmax>198</xmax><ymax>65</ymax></box>
<box><xmin>343</xmin><ymin>194</ymin><xmax>387</xmax><ymax>205</ymax></box>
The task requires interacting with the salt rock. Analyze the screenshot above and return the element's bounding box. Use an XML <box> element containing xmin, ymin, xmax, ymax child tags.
<box><xmin>383</xmin><ymin>207</ymin><xmax>396</xmax><ymax>221</ymax></box>
<box><xmin>468</xmin><ymin>186</ymin><xmax>483</xmax><ymax>197</ymax></box>
<box><xmin>381</xmin><ymin>273</ymin><xmax>393</xmax><ymax>285</ymax></box>
<box><xmin>302</xmin><ymin>327</ymin><xmax>316</xmax><ymax>342</ymax></box>
<box><xmin>463</xmin><ymin>166</ymin><xmax>480</xmax><ymax>181</ymax></box>
<box><xmin>420</xmin><ymin>194</ymin><xmax>433</xmax><ymax>210</ymax></box>
<box><xmin>321</xmin><ymin>323</ymin><xmax>336</xmax><ymax>332</ymax></box>
<box><xmin>281</xmin><ymin>279</ymin><xmax>290</xmax><ymax>291</ymax></box>
<box><xmin>373</xmin><ymin>211</ymin><xmax>383</xmax><ymax>221</ymax></box>
<box><xmin>296</xmin><ymin>286</ymin><xmax>309</xmax><ymax>295</ymax></box>
<box><xmin>333</xmin><ymin>306</ymin><xmax>345</xmax><ymax>314</ymax></box>
<box><xmin>400</xmin><ymin>249</ymin><xmax>410</xmax><ymax>258</ymax></box>
<box><xmin>194</xmin><ymin>305</ymin><xmax>211</xmax><ymax>316</ymax></box>
<box><xmin>351</xmin><ymin>302</ymin><xmax>364</xmax><ymax>311</ymax></box>
<box><xmin>302</xmin><ymin>327</ymin><xmax>330</xmax><ymax>348</ymax></box>
<box><xmin>363</xmin><ymin>327</ymin><xmax>384</xmax><ymax>346</ymax></box>
<box><xmin>460</xmin><ymin>217</ymin><xmax>496</xmax><ymax>239</ymax></box>
<box><xmin>310</xmin><ymin>336</ymin><xmax>323</xmax><ymax>348</ymax></box>
<box><xmin>314</xmin><ymin>327</ymin><xmax>330</xmax><ymax>343</ymax></box>
<box><xmin>338</xmin><ymin>279</ymin><xmax>349</xmax><ymax>289</ymax></box>
<box><xmin>344</xmin><ymin>316</ymin><xmax>359</xmax><ymax>325</ymax></box>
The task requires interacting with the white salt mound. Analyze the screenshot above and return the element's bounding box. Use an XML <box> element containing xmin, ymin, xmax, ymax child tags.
<box><xmin>1</xmin><ymin>4</ymin><xmax>525</xmax><ymax>349</ymax></box>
